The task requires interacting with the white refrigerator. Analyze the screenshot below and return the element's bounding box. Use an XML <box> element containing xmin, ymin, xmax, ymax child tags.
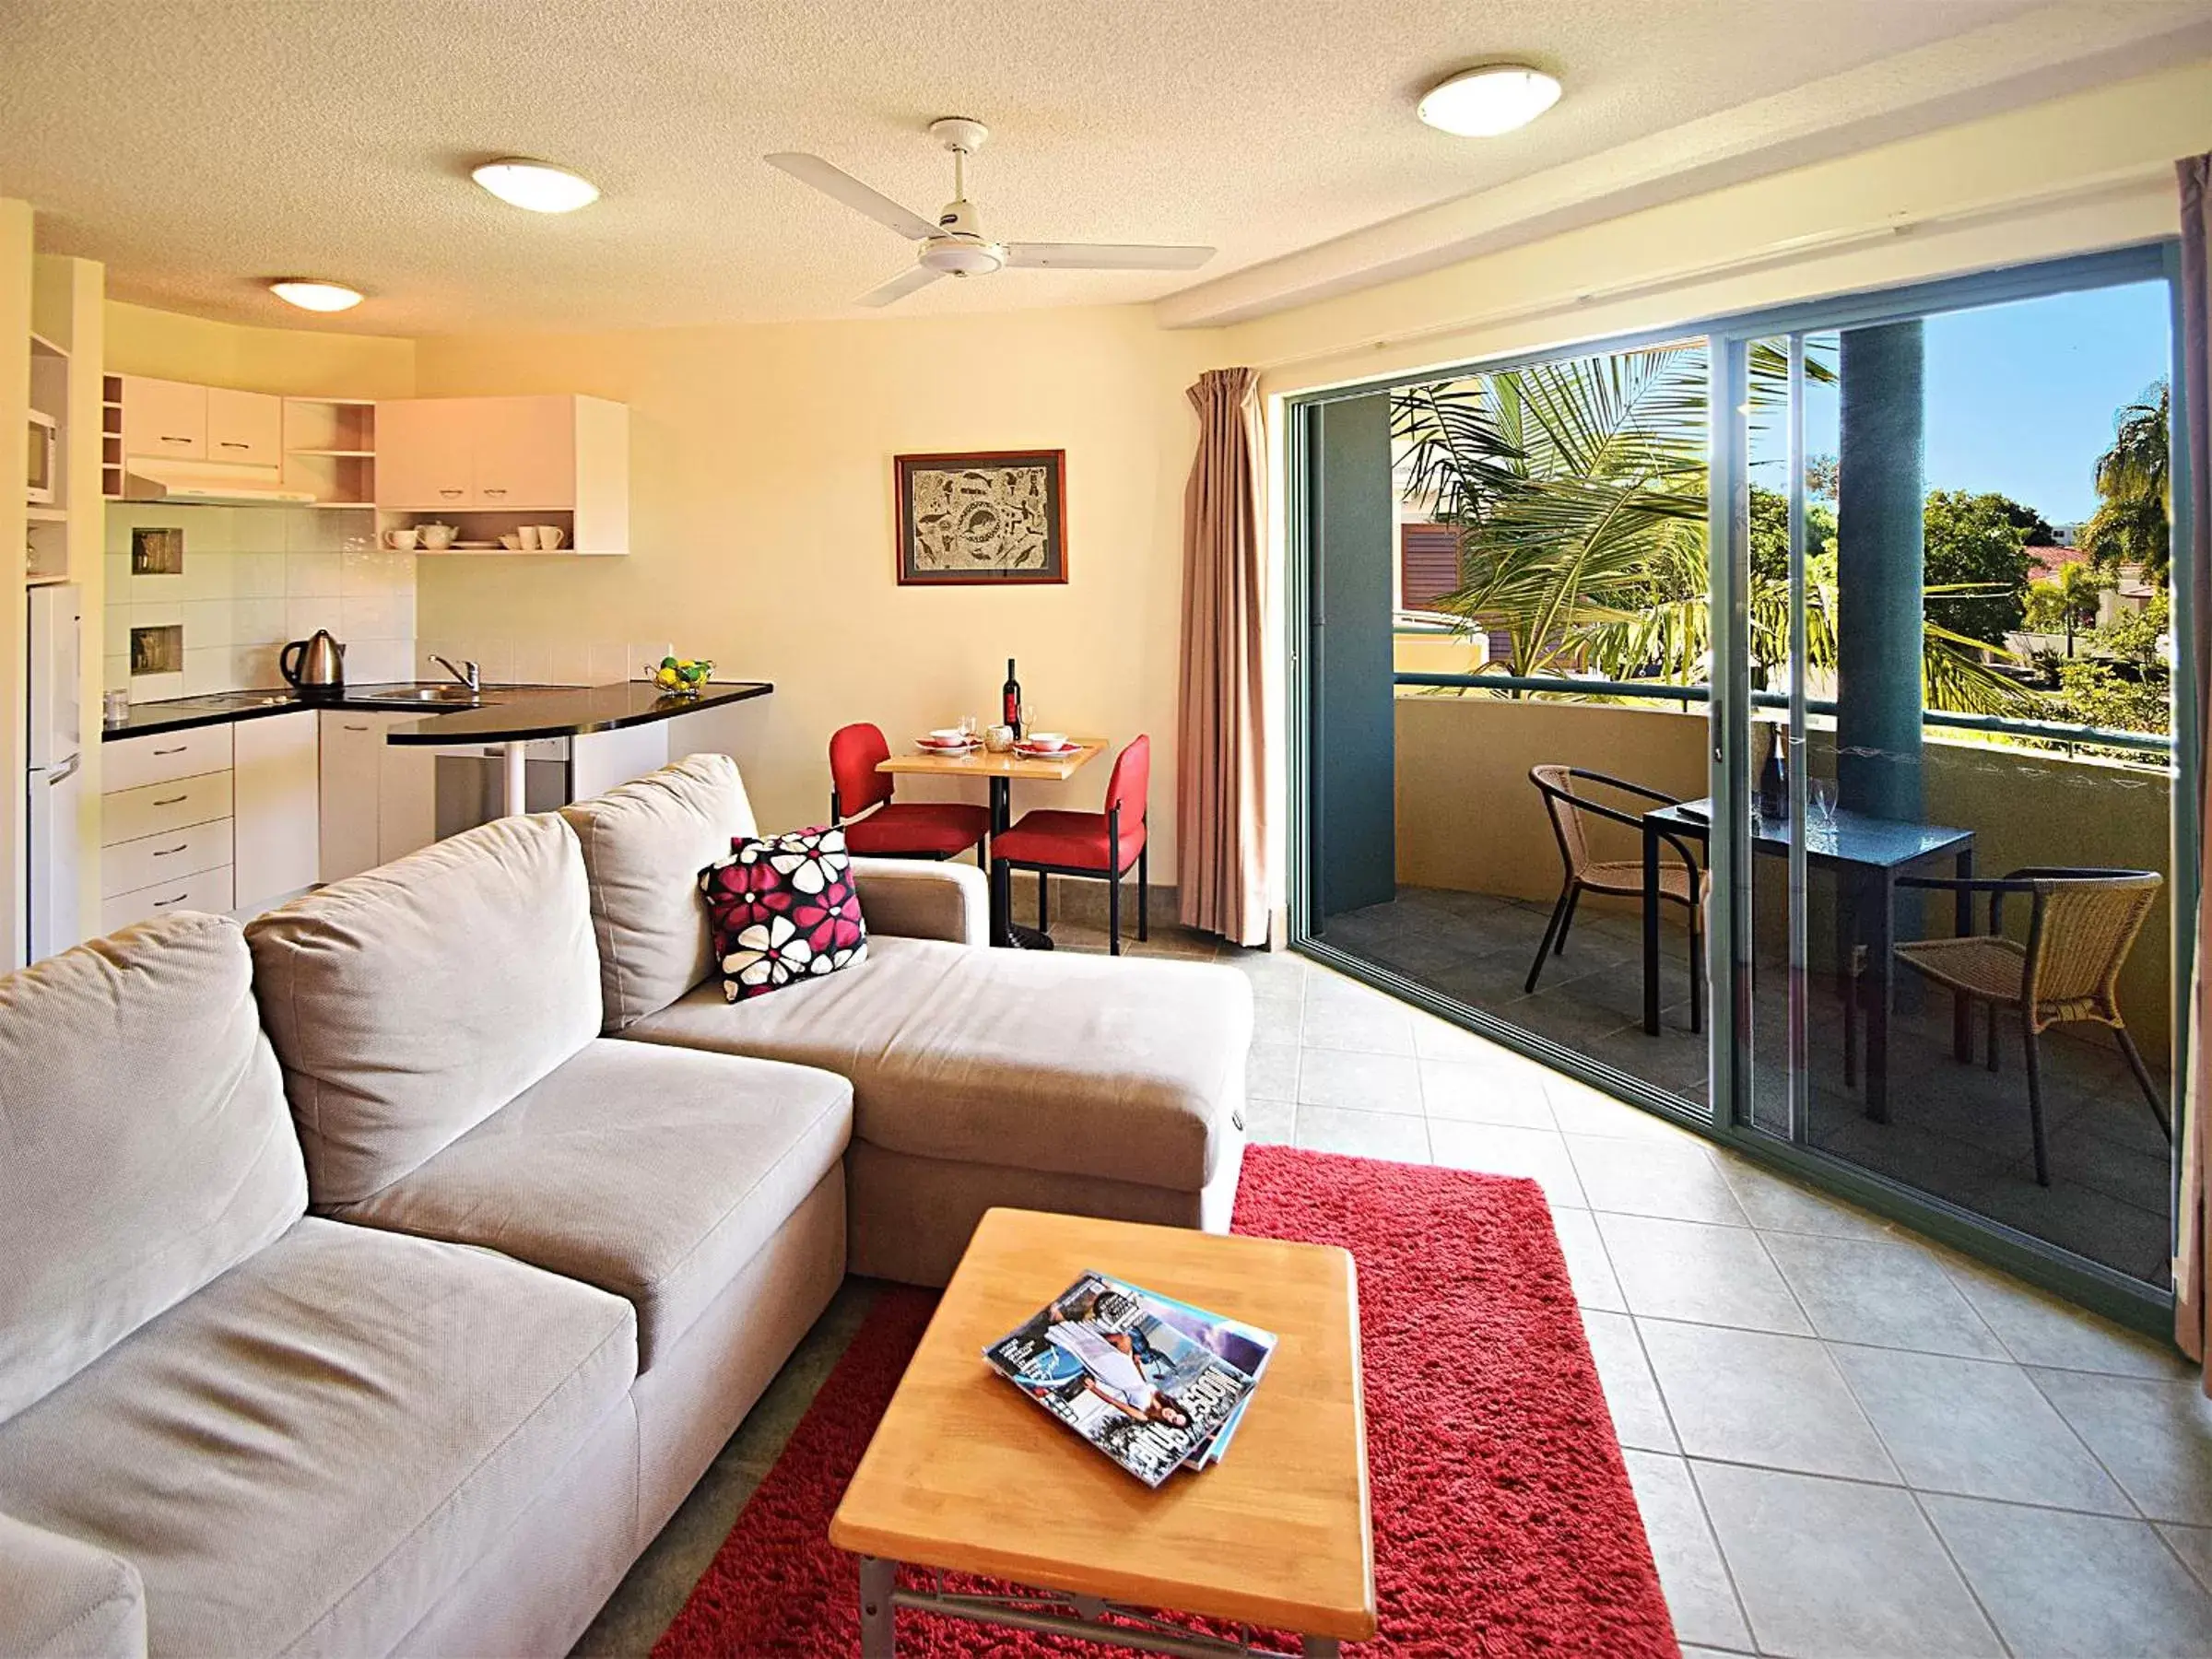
<box><xmin>26</xmin><ymin>583</ymin><xmax>83</xmax><ymax>964</ymax></box>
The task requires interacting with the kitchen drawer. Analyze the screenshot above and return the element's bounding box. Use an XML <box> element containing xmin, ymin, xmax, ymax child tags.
<box><xmin>101</xmin><ymin>865</ymin><xmax>234</xmax><ymax>935</ymax></box>
<box><xmin>104</xmin><ymin>724</ymin><xmax>235</xmax><ymax>795</ymax></box>
<box><xmin>103</xmin><ymin>770</ymin><xmax>233</xmax><ymax>846</ymax></box>
<box><xmin>102</xmin><ymin>818</ymin><xmax>233</xmax><ymax>900</ymax></box>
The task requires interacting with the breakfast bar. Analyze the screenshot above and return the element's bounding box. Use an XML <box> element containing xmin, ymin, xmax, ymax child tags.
<box><xmin>384</xmin><ymin>680</ymin><xmax>774</xmax><ymax>815</ymax></box>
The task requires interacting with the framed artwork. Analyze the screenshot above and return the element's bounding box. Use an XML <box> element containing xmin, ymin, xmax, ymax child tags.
<box><xmin>894</xmin><ymin>449</ymin><xmax>1067</xmax><ymax>585</ymax></box>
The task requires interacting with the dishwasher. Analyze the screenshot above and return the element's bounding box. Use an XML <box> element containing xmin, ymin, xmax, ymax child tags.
<box><xmin>433</xmin><ymin>737</ymin><xmax>573</xmax><ymax>838</ymax></box>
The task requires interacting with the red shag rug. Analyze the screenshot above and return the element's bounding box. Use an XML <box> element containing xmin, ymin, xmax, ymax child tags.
<box><xmin>654</xmin><ymin>1145</ymin><xmax>1676</xmax><ymax>1656</ymax></box>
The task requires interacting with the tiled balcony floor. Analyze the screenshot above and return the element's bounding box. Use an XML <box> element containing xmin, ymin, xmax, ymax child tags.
<box><xmin>575</xmin><ymin>935</ymin><xmax>2212</xmax><ymax>1659</ymax></box>
<box><xmin>1322</xmin><ymin>886</ymin><xmax>2176</xmax><ymax>1288</ymax></box>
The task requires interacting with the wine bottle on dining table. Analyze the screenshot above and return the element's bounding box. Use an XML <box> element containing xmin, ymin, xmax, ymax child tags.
<box><xmin>1003</xmin><ymin>659</ymin><xmax>1023</xmax><ymax>739</ymax></box>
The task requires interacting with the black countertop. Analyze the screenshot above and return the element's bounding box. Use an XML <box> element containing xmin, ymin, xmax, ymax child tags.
<box><xmin>102</xmin><ymin>680</ymin><xmax>772</xmax><ymax>744</ymax></box>
<box><xmin>383</xmin><ymin>680</ymin><xmax>772</xmax><ymax>744</ymax></box>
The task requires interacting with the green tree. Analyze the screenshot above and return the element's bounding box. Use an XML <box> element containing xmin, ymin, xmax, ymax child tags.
<box><xmin>1922</xmin><ymin>489</ymin><xmax>2035</xmax><ymax>647</ymax></box>
<box><xmin>2021</xmin><ymin>561</ymin><xmax>2109</xmax><ymax>654</ymax></box>
<box><xmin>2081</xmin><ymin>381</ymin><xmax>2171</xmax><ymax>582</ymax></box>
<box><xmin>1748</xmin><ymin>486</ymin><xmax>1837</xmax><ymax>580</ymax></box>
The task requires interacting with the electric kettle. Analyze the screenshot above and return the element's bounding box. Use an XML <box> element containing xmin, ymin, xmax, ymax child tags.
<box><xmin>279</xmin><ymin>629</ymin><xmax>346</xmax><ymax>693</ymax></box>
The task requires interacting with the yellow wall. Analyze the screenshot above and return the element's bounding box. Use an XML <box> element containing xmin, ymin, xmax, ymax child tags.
<box><xmin>411</xmin><ymin>308</ymin><xmax>1224</xmax><ymax>856</ymax></box>
<box><xmin>104</xmin><ymin>300</ymin><xmax>415</xmax><ymax>397</ymax></box>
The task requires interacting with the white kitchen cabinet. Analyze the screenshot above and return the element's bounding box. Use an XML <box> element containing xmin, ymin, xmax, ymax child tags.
<box><xmin>319</xmin><ymin>712</ymin><xmax>437</xmax><ymax>882</ymax></box>
<box><xmin>371</xmin><ymin>398</ymin><xmax>474</xmax><ymax>510</ymax></box>
<box><xmin>373</xmin><ymin>394</ymin><xmax>628</xmax><ymax>552</ymax></box>
<box><xmin>470</xmin><ymin>395</ymin><xmax>577</xmax><ymax>509</ymax></box>
<box><xmin>122</xmin><ymin>374</ymin><xmax>208</xmax><ymax>461</ymax></box>
<box><xmin>206</xmin><ymin>386</ymin><xmax>284</xmax><ymax>469</ymax></box>
<box><xmin>233</xmin><ymin>712</ymin><xmax>321</xmax><ymax>911</ymax></box>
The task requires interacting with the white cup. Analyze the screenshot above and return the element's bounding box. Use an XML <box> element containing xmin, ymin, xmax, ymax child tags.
<box><xmin>518</xmin><ymin>525</ymin><xmax>541</xmax><ymax>550</ymax></box>
<box><xmin>385</xmin><ymin>527</ymin><xmax>420</xmax><ymax>550</ymax></box>
<box><xmin>536</xmin><ymin>524</ymin><xmax>566</xmax><ymax>550</ymax></box>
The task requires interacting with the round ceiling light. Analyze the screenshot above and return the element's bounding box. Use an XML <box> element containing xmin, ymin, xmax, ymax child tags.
<box><xmin>1417</xmin><ymin>65</ymin><xmax>1562</xmax><ymax>137</ymax></box>
<box><xmin>268</xmin><ymin>279</ymin><xmax>363</xmax><ymax>312</ymax></box>
<box><xmin>471</xmin><ymin>158</ymin><xmax>601</xmax><ymax>213</ymax></box>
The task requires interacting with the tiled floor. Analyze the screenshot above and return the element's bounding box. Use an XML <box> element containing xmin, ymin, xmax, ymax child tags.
<box><xmin>577</xmin><ymin>934</ymin><xmax>2212</xmax><ymax>1659</ymax></box>
<box><xmin>1324</xmin><ymin>887</ymin><xmax>2176</xmax><ymax>1286</ymax></box>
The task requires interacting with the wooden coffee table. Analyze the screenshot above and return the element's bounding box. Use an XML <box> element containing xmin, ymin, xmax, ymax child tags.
<box><xmin>830</xmin><ymin>1208</ymin><xmax>1375</xmax><ymax>1658</ymax></box>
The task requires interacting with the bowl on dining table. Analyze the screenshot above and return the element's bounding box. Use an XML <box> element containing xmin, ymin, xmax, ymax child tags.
<box><xmin>1022</xmin><ymin>731</ymin><xmax>1069</xmax><ymax>751</ymax></box>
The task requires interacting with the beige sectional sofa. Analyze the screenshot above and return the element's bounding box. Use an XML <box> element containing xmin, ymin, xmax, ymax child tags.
<box><xmin>0</xmin><ymin>753</ymin><xmax>1251</xmax><ymax>1658</ymax></box>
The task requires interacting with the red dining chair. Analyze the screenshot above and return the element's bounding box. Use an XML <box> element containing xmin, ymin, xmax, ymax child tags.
<box><xmin>993</xmin><ymin>735</ymin><xmax>1149</xmax><ymax>954</ymax></box>
<box><xmin>827</xmin><ymin>723</ymin><xmax>992</xmax><ymax>864</ymax></box>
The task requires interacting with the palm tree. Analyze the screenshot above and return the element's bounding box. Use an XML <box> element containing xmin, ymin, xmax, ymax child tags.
<box><xmin>2082</xmin><ymin>381</ymin><xmax>2170</xmax><ymax>583</ymax></box>
<box><xmin>1391</xmin><ymin>345</ymin><xmax>2032</xmax><ymax>714</ymax></box>
<box><xmin>2022</xmin><ymin>561</ymin><xmax>2110</xmax><ymax>655</ymax></box>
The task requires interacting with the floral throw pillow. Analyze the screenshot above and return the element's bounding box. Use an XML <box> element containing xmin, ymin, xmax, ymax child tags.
<box><xmin>699</xmin><ymin>825</ymin><xmax>869</xmax><ymax>1002</ymax></box>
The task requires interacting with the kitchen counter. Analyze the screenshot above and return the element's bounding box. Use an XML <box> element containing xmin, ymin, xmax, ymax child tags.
<box><xmin>103</xmin><ymin>681</ymin><xmax>771</xmax><ymax>744</ymax></box>
<box><xmin>382</xmin><ymin>680</ymin><xmax>772</xmax><ymax>745</ymax></box>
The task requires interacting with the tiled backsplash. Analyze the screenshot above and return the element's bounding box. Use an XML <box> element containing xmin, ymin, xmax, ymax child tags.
<box><xmin>103</xmin><ymin>504</ymin><xmax>417</xmax><ymax>700</ymax></box>
<box><xmin>414</xmin><ymin>636</ymin><xmax>677</xmax><ymax>689</ymax></box>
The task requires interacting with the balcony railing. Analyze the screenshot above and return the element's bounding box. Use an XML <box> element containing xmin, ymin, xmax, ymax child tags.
<box><xmin>1393</xmin><ymin>671</ymin><xmax>2173</xmax><ymax>759</ymax></box>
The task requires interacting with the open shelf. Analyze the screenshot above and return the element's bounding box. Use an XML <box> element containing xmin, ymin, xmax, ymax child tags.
<box><xmin>286</xmin><ymin>448</ymin><xmax>375</xmax><ymax>458</ymax></box>
<box><xmin>282</xmin><ymin>395</ymin><xmax>376</xmax><ymax>505</ymax></box>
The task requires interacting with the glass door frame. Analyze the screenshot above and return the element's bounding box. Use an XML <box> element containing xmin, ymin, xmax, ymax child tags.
<box><xmin>1702</xmin><ymin>241</ymin><xmax>2190</xmax><ymax>1331</ymax></box>
<box><xmin>1282</xmin><ymin>240</ymin><xmax>2192</xmax><ymax>1335</ymax></box>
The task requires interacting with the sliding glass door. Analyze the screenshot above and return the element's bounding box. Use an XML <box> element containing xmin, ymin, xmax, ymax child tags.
<box><xmin>1711</xmin><ymin>251</ymin><xmax>2185</xmax><ymax>1300</ymax></box>
<box><xmin>1295</xmin><ymin>243</ymin><xmax>2189</xmax><ymax>1318</ymax></box>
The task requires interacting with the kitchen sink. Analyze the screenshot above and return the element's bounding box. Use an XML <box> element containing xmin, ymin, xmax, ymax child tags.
<box><xmin>353</xmin><ymin>686</ymin><xmax>484</xmax><ymax>706</ymax></box>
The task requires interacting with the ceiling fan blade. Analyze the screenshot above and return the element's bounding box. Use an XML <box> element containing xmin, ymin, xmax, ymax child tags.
<box><xmin>1003</xmin><ymin>242</ymin><xmax>1216</xmax><ymax>271</ymax></box>
<box><xmin>765</xmin><ymin>152</ymin><xmax>939</xmax><ymax>241</ymax></box>
<box><xmin>854</xmin><ymin>265</ymin><xmax>947</xmax><ymax>308</ymax></box>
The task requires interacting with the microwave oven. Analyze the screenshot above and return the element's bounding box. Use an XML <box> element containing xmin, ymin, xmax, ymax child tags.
<box><xmin>27</xmin><ymin>409</ymin><xmax>56</xmax><ymax>505</ymax></box>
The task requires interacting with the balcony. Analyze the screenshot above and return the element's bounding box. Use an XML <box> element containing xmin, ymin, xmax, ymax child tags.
<box><xmin>1317</xmin><ymin>680</ymin><xmax>2176</xmax><ymax>1286</ymax></box>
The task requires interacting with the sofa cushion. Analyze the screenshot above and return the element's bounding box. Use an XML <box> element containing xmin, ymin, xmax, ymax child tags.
<box><xmin>246</xmin><ymin>812</ymin><xmax>603</xmax><ymax>1206</ymax></box>
<box><xmin>560</xmin><ymin>753</ymin><xmax>759</xmax><ymax>1032</ymax></box>
<box><xmin>329</xmin><ymin>1039</ymin><xmax>852</xmax><ymax>1370</ymax></box>
<box><xmin>623</xmin><ymin>935</ymin><xmax>1252</xmax><ymax>1194</ymax></box>
<box><xmin>702</xmin><ymin>825</ymin><xmax>869</xmax><ymax>1001</ymax></box>
<box><xmin>0</xmin><ymin>1218</ymin><xmax>635</xmax><ymax>1659</ymax></box>
<box><xmin>0</xmin><ymin>913</ymin><xmax>304</xmax><ymax>1425</ymax></box>
<box><xmin>0</xmin><ymin>1511</ymin><xmax>146</xmax><ymax>1659</ymax></box>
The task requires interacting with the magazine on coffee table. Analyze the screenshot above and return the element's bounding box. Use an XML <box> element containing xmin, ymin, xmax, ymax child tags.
<box><xmin>982</xmin><ymin>1271</ymin><xmax>1258</xmax><ymax>1488</ymax></box>
<box><xmin>1101</xmin><ymin>1276</ymin><xmax>1277</xmax><ymax>1468</ymax></box>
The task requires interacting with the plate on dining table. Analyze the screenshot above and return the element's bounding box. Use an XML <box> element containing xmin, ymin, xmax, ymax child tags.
<box><xmin>1014</xmin><ymin>741</ymin><xmax>1079</xmax><ymax>759</ymax></box>
<box><xmin>916</xmin><ymin>737</ymin><xmax>979</xmax><ymax>754</ymax></box>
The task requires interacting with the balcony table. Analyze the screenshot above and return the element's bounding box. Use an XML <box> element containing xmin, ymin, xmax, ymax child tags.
<box><xmin>877</xmin><ymin>739</ymin><xmax>1108</xmax><ymax>948</ymax></box>
<box><xmin>1640</xmin><ymin>797</ymin><xmax>1976</xmax><ymax>1119</ymax></box>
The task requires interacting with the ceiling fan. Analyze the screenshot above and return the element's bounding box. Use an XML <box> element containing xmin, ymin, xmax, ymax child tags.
<box><xmin>767</xmin><ymin>118</ymin><xmax>1216</xmax><ymax>308</ymax></box>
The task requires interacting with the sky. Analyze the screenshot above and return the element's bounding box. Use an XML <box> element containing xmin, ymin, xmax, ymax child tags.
<box><xmin>1785</xmin><ymin>279</ymin><xmax>2171</xmax><ymax>526</ymax></box>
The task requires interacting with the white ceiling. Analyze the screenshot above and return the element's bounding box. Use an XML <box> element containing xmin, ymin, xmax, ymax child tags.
<box><xmin>1</xmin><ymin>0</ymin><xmax>2206</xmax><ymax>335</ymax></box>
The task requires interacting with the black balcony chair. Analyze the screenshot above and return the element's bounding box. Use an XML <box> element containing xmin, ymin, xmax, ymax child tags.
<box><xmin>1527</xmin><ymin>765</ymin><xmax>1707</xmax><ymax>1033</ymax></box>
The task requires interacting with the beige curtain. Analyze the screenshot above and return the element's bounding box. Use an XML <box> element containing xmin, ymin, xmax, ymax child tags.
<box><xmin>1176</xmin><ymin>367</ymin><xmax>1271</xmax><ymax>947</ymax></box>
<box><xmin>2180</xmin><ymin>153</ymin><xmax>2209</xmax><ymax>1390</ymax></box>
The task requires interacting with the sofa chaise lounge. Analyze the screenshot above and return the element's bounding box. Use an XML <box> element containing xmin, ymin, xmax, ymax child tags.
<box><xmin>0</xmin><ymin>753</ymin><xmax>1252</xmax><ymax>1658</ymax></box>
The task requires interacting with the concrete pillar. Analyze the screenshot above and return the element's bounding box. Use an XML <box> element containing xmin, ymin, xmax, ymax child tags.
<box><xmin>1836</xmin><ymin>322</ymin><xmax>1925</xmax><ymax>823</ymax></box>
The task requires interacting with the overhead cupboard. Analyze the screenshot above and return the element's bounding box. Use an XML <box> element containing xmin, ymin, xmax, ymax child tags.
<box><xmin>373</xmin><ymin>394</ymin><xmax>629</xmax><ymax>554</ymax></box>
<box><xmin>105</xmin><ymin>376</ymin><xmax>629</xmax><ymax>554</ymax></box>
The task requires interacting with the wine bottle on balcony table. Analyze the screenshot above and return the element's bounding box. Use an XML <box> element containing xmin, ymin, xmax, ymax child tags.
<box><xmin>1758</xmin><ymin>726</ymin><xmax>1788</xmax><ymax>821</ymax></box>
<box><xmin>1003</xmin><ymin>659</ymin><xmax>1023</xmax><ymax>739</ymax></box>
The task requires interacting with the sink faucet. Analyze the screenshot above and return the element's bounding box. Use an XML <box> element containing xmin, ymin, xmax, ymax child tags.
<box><xmin>430</xmin><ymin>654</ymin><xmax>481</xmax><ymax>693</ymax></box>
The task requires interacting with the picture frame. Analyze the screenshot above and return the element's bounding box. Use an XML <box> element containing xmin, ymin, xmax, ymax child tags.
<box><xmin>894</xmin><ymin>449</ymin><xmax>1067</xmax><ymax>586</ymax></box>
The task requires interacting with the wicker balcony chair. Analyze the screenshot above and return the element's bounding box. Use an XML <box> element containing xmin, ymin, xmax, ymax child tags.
<box><xmin>1527</xmin><ymin>765</ymin><xmax>1708</xmax><ymax>1033</ymax></box>
<box><xmin>1891</xmin><ymin>866</ymin><xmax>2168</xmax><ymax>1187</ymax></box>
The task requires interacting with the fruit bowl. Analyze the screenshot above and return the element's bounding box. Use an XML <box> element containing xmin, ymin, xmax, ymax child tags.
<box><xmin>653</xmin><ymin>655</ymin><xmax>714</xmax><ymax>697</ymax></box>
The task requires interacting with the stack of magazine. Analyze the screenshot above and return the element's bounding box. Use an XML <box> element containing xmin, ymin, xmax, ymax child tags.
<box><xmin>982</xmin><ymin>1271</ymin><xmax>1277</xmax><ymax>1488</ymax></box>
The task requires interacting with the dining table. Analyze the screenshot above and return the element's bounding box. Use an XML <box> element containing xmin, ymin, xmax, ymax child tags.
<box><xmin>876</xmin><ymin>737</ymin><xmax>1109</xmax><ymax>949</ymax></box>
<box><xmin>1639</xmin><ymin>796</ymin><xmax>1977</xmax><ymax>1120</ymax></box>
